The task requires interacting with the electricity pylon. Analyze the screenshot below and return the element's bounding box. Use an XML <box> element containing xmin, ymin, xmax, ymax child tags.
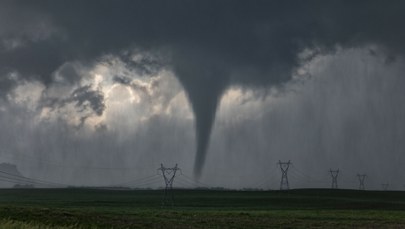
<box><xmin>329</xmin><ymin>169</ymin><xmax>339</xmax><ymax>189</ymax></box>
<box><xmin>381</xmin><ymin>183</ymin><xmax>389</xmax><ymax>191</ymax></box>
<box><xmin>278</xmin><ymin>160</ymin><xmax>291</xmax><ymax>190</ymax></box>
<box><xmin>158</xmin><ymin>163</ymin><xmax>181</xmax><ymax>206</ymax></box>
<box><xmin>357</xmin><ymin>174</ymin><xmax>366</xmax><ymax>190</ymax></box>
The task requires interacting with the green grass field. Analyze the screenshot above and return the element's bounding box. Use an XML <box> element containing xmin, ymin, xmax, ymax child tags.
<box><xmin>1</xmin><ymin>188</ymin><xmax>405</xmax><ymax>228</ymax></box>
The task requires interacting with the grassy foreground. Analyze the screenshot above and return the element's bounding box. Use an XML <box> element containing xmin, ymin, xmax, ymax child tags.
<box><xmin>1</xmin><ymin>188</ymin><xmax>405</xmax><ymax>228</ymax></box>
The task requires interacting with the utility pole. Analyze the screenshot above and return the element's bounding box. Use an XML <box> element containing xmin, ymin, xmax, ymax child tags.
<box><xmin>329</xmin><ymin>169</ymin><xmax>339</xmax><ymax>189</ymax></box>
<box><xmin>278</xmin><ymin>160</ymin><xmax>291</xmax><ymax>190</ymax></box>
<box><xmin>381</xmin><ymin>183</ymin><xmax>389</xmax><ymax>191</ymax></box>
<box><xmin>157</xmin><ymin>163</ymin><xmax>181</xmax><ymax>206</ymax></box>
<box><xmin>357</xmin><ymin>174</ymin><xmax>366</xmax><ymax>190</ymax></box>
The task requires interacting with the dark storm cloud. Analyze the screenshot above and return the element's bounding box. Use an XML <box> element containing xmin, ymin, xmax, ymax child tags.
<box><xmin>55</xmin><ymin>63</ymin><xmax>81</xmax><ymax>85</ymax></box>
<box><xmin>1</xmin><ymin>0</ymin><xmax>405</xmax><ymax>175</ymax></box>
<box><xmin>0</xmin><ymin>73</ymin><xmax>16</xmax><ymax>97</ymax></box>
<box><xmin>112</xmin><ymin>76</ymin><xmax>131</xmax><ymax>86</ymax></box>
<box><xmin>70</xmin><ymin>85</ymin><xmax>105</xmax><ymax>116</ymax></box>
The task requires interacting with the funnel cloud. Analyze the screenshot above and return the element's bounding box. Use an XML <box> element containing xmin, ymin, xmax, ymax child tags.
<box><xmin>1</xmin><ymin>1</ymin><xmax>405</xmax><ymax>178</ymax></box>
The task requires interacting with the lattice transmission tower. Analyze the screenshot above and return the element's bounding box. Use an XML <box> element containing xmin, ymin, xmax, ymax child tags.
<box><xmin>329</xmin><ymin>169</ymin><xmax>339</xmax><ymax>189</ymax></box>
<box><xmin>381</xmin><ymin>183</ymin><xmax>389</xmax><ymax>191</ymax></box>
<box><xmin>357</xmin><ymin>174</ymin><xmax>366</xmax><ymax>190</ymax></box>
<box><xmin>158</xmin><ymin>163</ymin><xmax>181</xmax><ymax>206</ymax></box>
<box><xmin>278</xmin><ymin>160</ymin><xmax>291</xmax><ymax>190</ymax></box>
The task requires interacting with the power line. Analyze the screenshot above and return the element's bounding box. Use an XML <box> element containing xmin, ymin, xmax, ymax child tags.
<box><xmin>110</xmin><ymin>174</ymin><xmax>160</xmax><ymax>187</ymax></box>
<box><xmin>290</xmin><ymin>164</ymin><xmax>328</xmax><ymax>184</ymax></box>
<box><xmin>129</xmin><ymin>177</ymin><xmax>162</xmax><ymax>188</ymax></box>
<box><xmin>0</xmin><ymin>173</ymin><xmax>59</xmax><ymax>187</ymax></box>
<box><xmin>0</xmin><ymin>150</ymin><xmax>149</xmax><ymax>171</ymax></box>
<box><xmin>289</xmin><ymin>169</ymin><xmax>328</xmax><ymax>184</ymax></box>
<box><xmin>176</xmin><ymin>177</ymin><xmax>200</xmax><ymax>188</ymax></box>
<box><xmin>0</xmin><ymin>175</ymin><xmax>39</xmax><ymax>186</ymax></box>
<box><xmin>249</xmin><ymin>166</ymin><xmax>279</xmax><ymax>190</ymax></box>
<box><xmin>180</xmin><ymin>174</ymin><xmax>210</xmax><ymax>188</ymax></box>
<box><xmin>0</xmin><ymin>177</ymin><xmax>37</xmax><ymax>186</ymax></box>
<box><xmin>0</xmin><ymin>169</ymin><xmax>67</xmax><ymax>187</ymax></box>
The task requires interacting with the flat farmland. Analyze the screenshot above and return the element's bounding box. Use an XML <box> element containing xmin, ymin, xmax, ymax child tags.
<box><xmin>1</xmin><ymin>189</ymin><xmax>405</xmax><ymax>228</ymax></box>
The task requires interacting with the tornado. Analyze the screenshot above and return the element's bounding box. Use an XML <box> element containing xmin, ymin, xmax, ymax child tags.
<box><xmin>190</xmin><ymin>89</ymin><xmax>221</xmax><ymax>177</ymax></box>
<box><xmin>174</xmin><ymin>60</ymin><xmax>228</xmax><ymax>177</ymax></box>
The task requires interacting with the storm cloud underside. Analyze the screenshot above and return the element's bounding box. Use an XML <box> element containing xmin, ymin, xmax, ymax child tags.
<box><xmin>1</xmin><ymin>1</ymin><xmax>405</xmax><ymax>177</ymax></box>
